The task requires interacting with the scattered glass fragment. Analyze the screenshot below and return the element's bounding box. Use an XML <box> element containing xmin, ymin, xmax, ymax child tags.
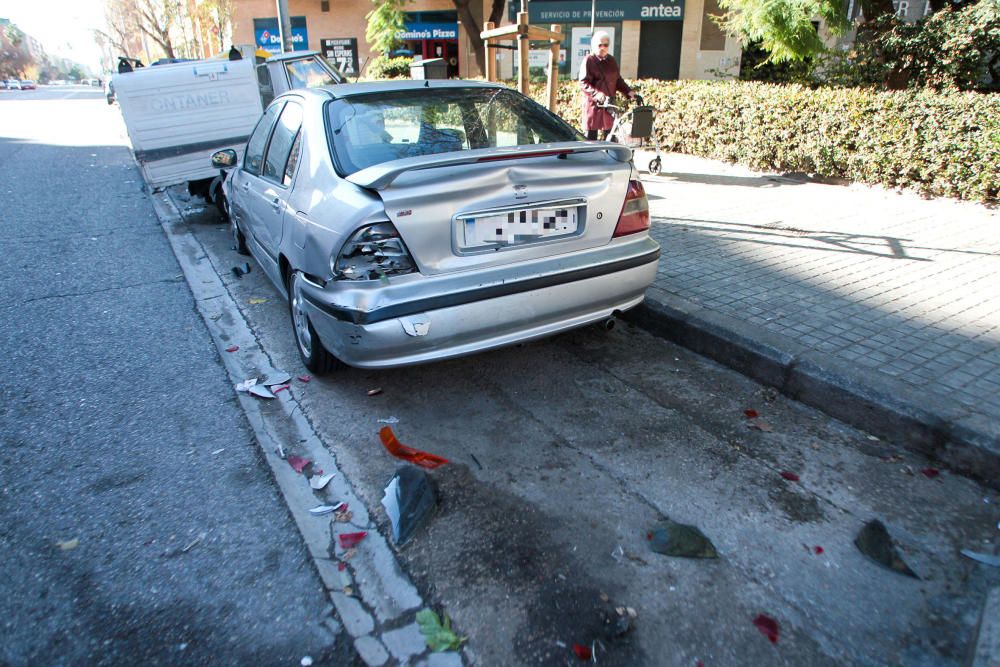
<box><xmin>287</xmin><ymin>455</ymin><xmax>311</xmax><ymax>473</ymax></box>
<box><xmin>751</xmin><ymin>419</ymin><xmax>774</xmax><ymax>432</ymax></box>
<box><xmin>248</xmin><ymin>384</ymin><xmax>275</xmax><ymax>399</ymax></box>
<box><xmin>960</xmin><ymin>549</ymin><xmax>1000</xmax><ymax>567</ymax></box>
<box><xmin>381</xmin><ymin>466</ymin><xmax>437</xmax><ymax>546</ymax></box>
<box><xmin>648</xmin><ymin>520</ymin><xmax>718</xmax><ymax>558</ymax></box>
<box><xmin>854</xmin><ymin>519</ymin><xmax>918</xmax><ymax>578</ymax></box>
<box><xmin>753</xmin><ymin>614</ymin><xmax>779</xmax><ymax>644</ymax></box>
<box><xmin>379</xmin><ymin>427</ymin><xmax>449</xmax><ymax>469</ymax></box>
<box><xmin>338</xmin><ymin>532</ymin><xmax>367</xmax><ymax>549</ymax></box>
<box><xmin>56</xmin><ymin>539</ymin><xmax>79</xmax><ymax>551</ymax></box>
<box><xmin>235</xmin><ymin>378</ymin><xmax>258</xmax><ymax>392</ymax></box>
<box><xmin>310</xmin><ymin>473</ymin><xmax>336</xmax><ymax>490</ymax></box>
<box><xmin>368</xmin><ymin>388</ymin><xmax>383</xmax><ymax>396</ymax></box>
<box><xmin>309</xmin><ymin>503</ymin><xmax>346</xmax><ymax>516</ymax></box>
<box><xmin>377</xmin><ymin>416</ymin><xmax>400</xmax><ymax>425</ymax></box>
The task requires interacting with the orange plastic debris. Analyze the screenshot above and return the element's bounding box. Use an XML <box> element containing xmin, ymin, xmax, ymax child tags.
<box><xmin>378</xmin><ymin>426</ymin><xmax>449</xmax><ymax>469</ymax></box>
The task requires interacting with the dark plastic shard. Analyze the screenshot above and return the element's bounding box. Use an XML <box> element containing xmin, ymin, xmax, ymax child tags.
<box><xmin>648</xmin><ymin>520</ymin><xmax>718</xmax><ymax>559</ymax></box>
<box><xmin>381</xmin><ymin>466</ymin><xmax>437</xmax><ymax>546</ymax></box>
<box><xmin>854</xmin><ymin>519</ymin><xmax>919</xmax><ymax>578</ymax></box>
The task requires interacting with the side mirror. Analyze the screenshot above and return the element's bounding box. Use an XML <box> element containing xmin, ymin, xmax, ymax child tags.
<box><xmin>211</xmin><ymin>149</ymin><xmax>238</xmax><ymax>168</ymax></box>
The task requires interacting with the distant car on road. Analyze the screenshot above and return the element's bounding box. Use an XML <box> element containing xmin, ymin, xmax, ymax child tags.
<box><xmin>5</xmin><ymin>79</ymin><xmax>21</xmax><ymax>90</ymax></box>
<box><xmin>20</xmin><ymin>80</ymin><xmax>36</xmax><ymax>90</ymax></box>
<box><xmin>211</xmin><ymin>81</ymin><xmax>659</xmax><ymax>373</ymax></box>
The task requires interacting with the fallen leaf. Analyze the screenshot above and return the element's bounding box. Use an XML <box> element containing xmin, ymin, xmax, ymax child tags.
<box><xmin>920</xmin><ymin>468</ymin><xmax>940</xmax><ymax>479</ymax></box>
<box><xmin>338</xmin><ymin>532</ymin><xmax>367</xmax><ymax>549</ymax></box>
<box><xmin>287</xmin><ymin>455</ymin><xmax>311</xmax><ymax>473</ymax></box>
<box><xmin>225</xmin><ymin>345</ymin><xmax>239</xmax><ymax>353</ymax></box>
<box><xmin>780</xmin><ymin>471</ymin><xmax>800</xmax><ymax>482</ymax></box>
<box><xmin>56</xmin><ymin>539</ymin><xmax>79</xmax><ymax>551</ymax></box>
<box><xmin>572</xmin><ymin>644</ymin><xmax>592</xmax><ymax>661</ymax></box>
<box><xmin>298</xmin><ymin>375</ymin><xmax>311</xmax><ymax>383</ymax></box>
<box><xmin>367</xmin><ymin>388</ymin><xmax>383</xmax><ymax>396</ymax></box>
<box><xmin>416</xmin><ymin>608</ymin><xmax>466</xmax><ymax>652</ymax></box>
<box><xmin>744</xmin><ymin>408</ymin><xmax>759</xmax><ymax>418</ymax></box>
<box><xmin>753</xmin><ymin>614</ymin><xmax>779</xmax><ymax>644</ymax></box>
<box><xmin>379</xmin><ymin>427</ymin><xmax>449</xmax><ymax>469</ymax></box>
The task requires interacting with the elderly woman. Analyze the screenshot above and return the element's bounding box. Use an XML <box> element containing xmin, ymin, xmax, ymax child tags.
<box><xmin>579</xmin><ymin>31</ymin><xmax>636</xmax><ymax>140</ymax></box>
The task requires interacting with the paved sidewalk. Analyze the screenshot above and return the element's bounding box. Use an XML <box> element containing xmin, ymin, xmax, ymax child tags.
<box><xmin>631</xmin><ymin>150</ymin><xmax>1000</xmax><ymax>484</ymax></box>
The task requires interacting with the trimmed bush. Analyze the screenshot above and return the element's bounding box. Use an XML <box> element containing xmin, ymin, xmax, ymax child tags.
<box><xmin>532</xmin><ymin>79</ymin><xmax>998</xmax><ymax>203</ymax></box>
<box><xmin>367</xmin><ymin>56</ymin><xmax>413</xmax><ymax>79</ymax></box>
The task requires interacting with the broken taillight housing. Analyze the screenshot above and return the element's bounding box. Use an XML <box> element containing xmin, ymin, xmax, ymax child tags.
<box><xmin>333</xmin><ymin>222</ymin><xmax>416</xmax><ymax>280</ymax></box>
<box><xmin>612</xmin><ymin>179</ymin><xmax>650</xmax><ymax>238</ymax></box>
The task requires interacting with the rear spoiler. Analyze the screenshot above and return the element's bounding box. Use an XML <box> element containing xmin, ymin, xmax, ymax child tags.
<box><xmin>346</xmin><ymin>141</ymin><xmax>632</xmax><ymax>190</ymax></box>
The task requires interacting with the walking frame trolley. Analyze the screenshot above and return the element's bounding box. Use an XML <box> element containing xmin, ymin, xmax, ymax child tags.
<box><xmin>599</xmin><ymin>93</ymin><xmax>664</xmax><ymax>175</ymax></box>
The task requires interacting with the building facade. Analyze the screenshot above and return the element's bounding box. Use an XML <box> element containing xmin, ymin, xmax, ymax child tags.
<box><xmin>228</xmin><ymin>0</ymin><xmax>742</xmax><ymax>81</ymax></box>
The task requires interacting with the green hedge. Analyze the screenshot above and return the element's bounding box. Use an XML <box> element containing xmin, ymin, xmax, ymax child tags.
<box><xmin>534</xmin><ymin>79</ymin><xmax>998</xmax><ymax>203</ymax></box>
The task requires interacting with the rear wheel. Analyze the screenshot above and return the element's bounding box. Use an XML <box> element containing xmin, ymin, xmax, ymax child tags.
<box><xmin>288</xmin><ymin>270</ymin><xmax>339</xmax><ymax>374</ymax></box>
<box><xmin>648</xmin><ymin>157</ymin><xmax>662</xmax><ymax>175</ymax></box>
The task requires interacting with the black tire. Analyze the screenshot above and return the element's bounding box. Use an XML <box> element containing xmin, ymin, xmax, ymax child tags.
<box><xmin>232</xmin><ymin>216</ymin><xmax>250</xmax><ymax>256</ymax></box>
<box><xmin>288</xmin><ymin>271</ymin><xmax>340</xmax><ymax>375</ymax></box>
<box><xmin>648</xmin><ymin>158</ymin><xmax>662</xmax><ymax>175</ymax></box>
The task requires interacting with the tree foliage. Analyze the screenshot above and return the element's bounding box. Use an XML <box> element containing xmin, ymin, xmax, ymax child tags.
<box><xmin>0</xmin><ymin>25</ymin><xmax>33</xmax><ymax>78</ymax></box>
<box><xmin>366</xmin><ymin>0</ymin><xmax>410</xmax><ymax>55</ymax></box>
<box><xmin>717</xmin><ymin>0</ymin><xmax>849</xmax><ymax>63</ymax></box>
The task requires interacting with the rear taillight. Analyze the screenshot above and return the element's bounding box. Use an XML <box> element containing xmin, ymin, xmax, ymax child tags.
<box><xmin>333</xmin><ymin>222</ymin><xmax>416</xmax><ymax>280</ymax></box>
<box><xmin>612</xmin><ymin>179</ymin><xmax>650</xmax><ymax>238</ymax></box>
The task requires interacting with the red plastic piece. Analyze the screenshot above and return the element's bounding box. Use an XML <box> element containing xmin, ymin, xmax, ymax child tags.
<box><xmin>814</xmin><ymin>546</ymin><xmax>824</xmax><ymax>555</ymax></box>
<box><xmin>921</xmin><ymin>468</ymin><xmax>940</xmax><ymax>478</ymax></box>
<box><xmin>225</xmin><ymin>345</ymin><xmax>239</xmax><ymax>353</ymax></box>
<box><xmin>272</xmin><ymin>384</ymin><xmax>290</xmax><ymax>394</ymax></box>
<box><xmin>753</xmin><ymin>614</ymin><xmax>780</xmax><ymax>644</ymax></box>
<box><xmin>298</xmin><ymin>375</ymin><xmax>311</xmax><ymax>383</ymax></box>
<box><xmin>744</xmin><ymin>408</ymin><xmax>759</xmax><ymax>418</ymax></box>
<box><xmin>287</xmin><ymin>455</ymin><xmax>310</xmax><ymax>473</ymax></box>
<box><xmin>337</xmin><ymin>562</ymin><xmax>347</xmax><ymax>571</ymax></box>
<box><xmin>572</xmin><ymin>644</ymin><xmax>592</xmax><ymax>660</ymax></box>
<box><xmin>378</xmin><ymin>427</ymin><xmax>449</xmax><ymax>469</ymax></box>
<box><xmin>338</xmin><ymin>532</ymin><xmax>367</xmax><ymax>549</ymax></box>
<box><xmin>780</xmin><ymin>471</ymin><xmax>800</xmax><ymax>482</ymax></box>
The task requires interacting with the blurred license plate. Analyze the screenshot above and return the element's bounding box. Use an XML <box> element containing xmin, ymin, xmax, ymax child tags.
<box><xmin>461</xmin><ymin>206</ymin><xmax>578</xmax><ymax>249</ymax></box>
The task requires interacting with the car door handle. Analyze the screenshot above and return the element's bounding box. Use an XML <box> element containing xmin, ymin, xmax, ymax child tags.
<box><xmin>270</xmin><ymin>197</ymin><xmax>282</xmax><ymax>212</ymax></box>
<box><xmin>242</xmin><ymin>181</ymin><xmax>250</xmax><ymax>193</ymax></box>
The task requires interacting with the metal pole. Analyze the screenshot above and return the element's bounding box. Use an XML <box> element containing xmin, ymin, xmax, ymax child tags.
<box><xmin>590</xmin><ymin>0</ymin><xmax>596</xmax><ymax>32</ymax></box>
<box><xmin>276</xmin><ymin>0</ymin><xmax>294</xmax><ymax>53</ymax></box>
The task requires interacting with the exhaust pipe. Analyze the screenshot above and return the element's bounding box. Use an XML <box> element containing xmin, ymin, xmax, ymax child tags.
<box><xmin>602</xmin><ymin>317</ymin><xmax>616</xmax><ymax>331</ymax></box>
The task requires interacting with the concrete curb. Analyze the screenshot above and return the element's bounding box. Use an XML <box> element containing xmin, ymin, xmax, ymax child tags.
<box><xmin>628</xmin><ymin>291</ymin><xmax>1000</xmax><ymax>488</ymax></box>
<box><xmin>968</xmin><ymin>587</ymin><xmax>1000</xmax><ymax>667</ymax></box>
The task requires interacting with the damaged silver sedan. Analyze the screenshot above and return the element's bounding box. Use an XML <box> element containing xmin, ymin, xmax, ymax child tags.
<box><xmin>212</xmin><ymin>81</ymin><xmax>659</xmax><ymax>373</ymax></box>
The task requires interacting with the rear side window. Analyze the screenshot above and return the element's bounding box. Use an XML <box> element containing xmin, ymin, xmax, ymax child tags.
<box><xmin>243</xmin><ymin>103</ymin><xmax>282</xmax><ymax>176</ymax></box>
<box><xmin>263</xmin><ymin>102</ymin><xmax>304</xmax><ymax>185</ymax></box>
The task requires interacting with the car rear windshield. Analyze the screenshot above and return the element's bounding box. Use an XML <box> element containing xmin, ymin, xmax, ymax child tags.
<box><xmin>326</xmin><ymin>87</ymin><xmax>582</xmax><ymax>174</ymax></box>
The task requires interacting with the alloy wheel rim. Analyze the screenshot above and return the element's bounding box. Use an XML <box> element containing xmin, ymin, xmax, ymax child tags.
<box><xmin>291</xmin><ymin>274</ymin><xmax>312</xmax><ymax>356</ymax></box>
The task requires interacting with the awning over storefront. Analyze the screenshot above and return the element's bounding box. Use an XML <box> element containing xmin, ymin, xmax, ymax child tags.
<box><xmin>511</xmin><ymin>0</ymin><xmax>684</xmax><ymax>22</ymax></box>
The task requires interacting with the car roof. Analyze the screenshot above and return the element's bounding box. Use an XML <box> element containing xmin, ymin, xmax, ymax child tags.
<box><xmin>286</xmin><ymin>79</ymin><xmax>505</xmax><ymax>102</ymax></box>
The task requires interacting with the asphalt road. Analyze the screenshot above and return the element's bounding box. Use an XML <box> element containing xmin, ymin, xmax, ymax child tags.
<box><xmin>0</xmin><ymin>86</ymin><xmax>359</xmax><ymax>665</ymax></box>
<box><xmin>2</xmin><ymin>85</ymin><xmax>998</xmax><ymax>667</ymax></box>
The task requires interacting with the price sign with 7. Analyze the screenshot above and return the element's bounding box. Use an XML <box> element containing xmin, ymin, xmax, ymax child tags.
<box><xmin>321</xmin><ymin>37</ymin><xmax>359</xmax><ymax>76</ymax></box>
